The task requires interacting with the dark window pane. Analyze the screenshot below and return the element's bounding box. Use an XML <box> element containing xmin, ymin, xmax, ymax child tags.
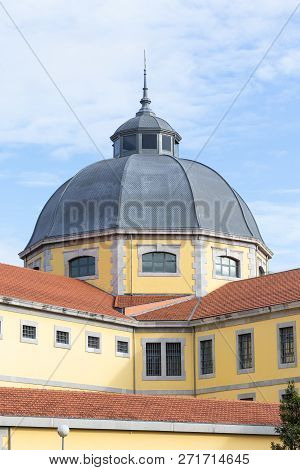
<box><xmin>56</xmin><ymin>330</ymin><xmax>69</xmax><ymax>345</ymax></box>
<box><xmin>162</xmin><ymin>135</ymin><xmax>171</xmax><ymax>152</ymax></box>
<box><xmin>280</xmin><ymin>327</ymin><xmax>294</xmax><ymax>364</ymax></box>
<box><xmin>146</xmin><ymin>343</ymin><xmax>161</xmax><ymax>376</ymax></box>
<box><xmin>142</xmin><ymin>134</ymin><xmax>157</xmax><ymax>149</ymax></box>
<box><xmin>22</xmin><ymin>325</ymin><xmax>36</xmax><ymax>340</ymax></box>
<box><xmin>142</xmin><ymin>252</ymin><xmax>176</xmax><ymax>273</ymax></box>
<box><xmin>200</xmin><ymin>339</ymin><xmax>213</xmax><ymax>375</ymax></box>
<box><xmin>69</xmin><ymin>256</ymin><xmax>95</xmax><ymax>278</ymax></box>
<box><xmin>117</xmin><ymin>340</ymin><xmax>129</xmax><ymax>354</ymax></box>
<box><xmin>123</xmin><ymin>135</ymin><xmax>136</xmax><ymax>151</ymax></box>
<box><xmin>88</xmin><ymin>335</ymin><xmax>100</xmax><ymax>350</ymax></box>
<box><xmin>238</xmin><ymin>333</ymin><xmax>252</xmax><ymax>369</ymax></box>
<box><xmin>166</xmin><ymin>342</ymin><xmax>181</xmax><ymax>376</ymax></box>
<box><xmin>114</xmin><ymin>138</ymin><xmax>120</xmax><ymax>157</ymax></box>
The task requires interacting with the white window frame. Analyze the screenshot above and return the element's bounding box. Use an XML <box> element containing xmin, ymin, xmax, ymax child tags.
<box><xmin>0</xmin><ymin>317</ymin><xmax>3</xmax><ymax>340</ymax></box>
<box><xmin>54</xmin><ymin>326</ymin><xmax>71</xmax><ymax>350</ymax></box>
<box><xmin>137</xmin><ymin>244</ymin><xmax>181</xmax><ymax>277</ymax></box>
<box><xmin>20</xmin><ymin>320</ymin><xmax>38</xmax><ymax>345</ymax></box>
<box><xmin>115</xmin><ymin>336</ymin><xmax>130</xmax><ymax>358</ymax></box>
<box><xmin>212</xmin><ymin>247</ymin><xmax>243</xmax><ymax>281</ymax></box>
<box><xmin>63</xmin><ymin>248</ymin><xmax>99</xmax><ymax>280</ymax></box>
<box><xmin>85</xmin><ymin>331</ymin><xmax>101</xmax><ymax>354</ymax></box>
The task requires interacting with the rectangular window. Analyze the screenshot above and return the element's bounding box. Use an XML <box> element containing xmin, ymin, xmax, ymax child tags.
<box><xmin>88</xmin><ymin>335</ymin><xmax>100</xmax><ymax>350</ymax></box>
<box><xmin>123</xmin><ymin>134</ymin><xmax>136</xmax><ymax>151</ymax></box>
<box><xmin>142</xmin><ymin>133</ymin><xmax>157</xmax><ymax>149</ymax></box>
<box><xmin>117</xmin><ymin>340</ymin><xmax>128</xmax><ymax>354</ymax></box>
<box><xmin>115</xmin><ymin>336</ymin><xmax>130</xmax><ymax>358</ymax></box>
<box><xmin>200</xmin><ymin>339</ymin><xmax>214</xmax><ymax>376</ymax></box>
<box><xmin>238</xmin><ymin>333</ymin><xmax>252</xmax><ymax>370</ymax></box>
<box><xmin>146</xmin><ymin>342</ymin><xmax>161</xmax><ymax>376</ymax></box>
<box><xmin>162</xmin><ymin>135</ymin><xmax>171</xmax><ymax>152</ymax></box>
<box><xmin>22</xmin><ymin>325</ymin><xmax>36</xmax><ymax>340</ymax></box>
<box><xmin>280</xmin><ymin>326</ymin><xmax>295</xmax><ymax>364</ymax></box>
<box><xmin>56</xmin><ymin>330</ymin><xmax>69</xmax><ymax>345</ymax></box>
<box><xmin>114</xmin><ymin>138</ymin><xmax>120</xmax><ymax>157</ymax></box>
<box><xmin>166</xmin><ymin>342</ymin><xmax>181</xmax><ymax>376</ymax></box>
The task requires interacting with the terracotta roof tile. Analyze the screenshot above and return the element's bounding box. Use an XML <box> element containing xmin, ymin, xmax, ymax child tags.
<box><xmin>0</xmin><ymin>263</ymin><xmax>126</xmax><ymax>319</ymax></box>
<box><xmin>135</xmin><ymin>298</ymin><xmax>199</xmax><ymax>321</ymax></box>
<box><xmin>115</xmin><ymin>295</ymin><xmax>185</xmax><ymax>308</ymax></box>
<box><xmin>0</xmin><ymin>387</ymin><xmax>280</xmax><ymax>427</ymax></box>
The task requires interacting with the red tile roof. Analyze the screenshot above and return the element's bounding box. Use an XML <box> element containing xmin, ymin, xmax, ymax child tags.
<box><xmin>135</xmin><ymin>298</ymin><xmax>199</xmax><ymax>321</ymax></box>
<box><xmin>115</xmin><ymin>295</ymin><xmax>185</xmax><ymax>308</ymax></box>
<box><xmin>0</xmin><ymin>387</ymin><xmax>280</xmax><ymax>427</ymax></box>
<box><xmin>0</xmin><ymin>263</ymin><xmax>126</xmax><ymax>319</ymax></box>
<box><xmin>135</xmin><ymin>269</ymin><xmax>300</xmax><ymax>322</ymax></box>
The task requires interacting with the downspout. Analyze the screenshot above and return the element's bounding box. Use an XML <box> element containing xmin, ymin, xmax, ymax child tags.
<box><xmin>193</xmin><ymin>326</ymin><xmax>197</xmax><ymax>397</ymax></box>
<box><xmin>130</xmin><ymin>234</ymin><xmax>133</xmax><ymax>295</ymax></box>
<box><xmin>133</xmin><ymin>327</ymin><xmax>136</xmax><ymax>394</ymax></box>
<box><xmin>7</xmin><ymin>427</ymin><xmax>11</xmax><ymax>450</ymax></box>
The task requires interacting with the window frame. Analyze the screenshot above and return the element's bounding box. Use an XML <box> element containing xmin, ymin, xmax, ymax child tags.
<box><xmin>69</xmin><ymin>256</ymin><xmax>96</xmax><ymax>279</ymax></box>
<box><xmin>238</xmin><ymin>392</ymin><xmax>256</xmax><ymax>401</ymax></box>
<box><xmin>115</xmin><ymin>336</ymin><xmax>130</xmax><ymax>358</ymax></box>
<box><xmin>236</xmin><ymin>328</ymin><xmax>255</xmax><ymax>374</ymax></box>
<box><xmin>141</xmin><ymin>133</ymin><xmax>157</xmax><ymax>150</ymax></box>
<box><xmin>277</xmin><ymin>321</ymin><xmax>297</xmax><ymax>369</ymax></box>
<box><xmin>0</xmin><ymin>316</ymin><xmax>3</xmax><ymax>340</ymax></box>
<box><xmin>137</xmin><ymin>245</ymin><xmax>180</xmax><ymax>277</ymax></box>
<box><xmin>64</xmin><ymin>248</ymin><xmax>99</xmax><ymax>280</ymax></box>
<box><xmin>54</xmin><ymin>326</ymin><xmax>71</xmax><ymax>350</ymax></box>
<box><xmin>141</xmin><ymin>338</ymin><xmax>186</xmax><ymax>381</ymax></box>
<box><xmin>85</xmin><ymin>331</ymin><xmax>101</xmax><ymax>354</ymax></box>
<box><xmin>198</xmin><ymin>335</ymin><xmax>215</xmax><ymax>379</ymax></box>
<box><xmin>142</xmin><ymin>252</ymin><xmax>177</xmax><ymax>274</ymax></box>
<box><xmin>122</xmin><ymin>134</ymin><xmax>137</xmax><ymax>152</ymax></box>
<box><xmin>212</xmin><ymin>248</ymin><xmax>243</xmax><ymax>281</ymax></box>
<box><xmin>20</xmin><ymin>320</ymin><xmax>38</xmax><ymax>345</ymax></box>
<box><xmin>215</xmin><ymin>256</ymin><xmax>240</xmax><ymax>279</ymax></box>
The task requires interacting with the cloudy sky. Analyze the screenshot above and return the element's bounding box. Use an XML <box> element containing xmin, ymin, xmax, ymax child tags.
<box><xmin>1</xmin><ymin>0</ymin><xmax>300</xmax><ymax>272</ymax></box>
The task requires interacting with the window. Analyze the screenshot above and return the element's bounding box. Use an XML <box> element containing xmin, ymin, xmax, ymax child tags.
<box><xmin>279</xmin><ymin>326</ymin><xmax>295</xmax><ymax>365</ymax></box>
<box><xmin>174</xmin><ymin>140</ymin><xmax>179</xmax><ymax>157</ymax></box>
<box><xmin>55</xmin><ymin>327</ymin><xmax>71</xmax><ymax>349</ymax></box>
<box><xmin>0</xmin><ymin>317</ymin><xmax>3</xmax><ymax>340</ymax></box>
<box><xmin>142</xmin><ymin>338</ymin><xmax>185</xmax><ymax>380</ymax></box>
<box><xmin>115</xmin><ymin>336</ymin><xmax>130</xmax><ymax>358</ymax></box>
<box><xmin>162</xmin><ymin>135</ymin><xmax>171</xmax><ymax>152</ymax></box>
<box><xmin>238</xmin><ymin>393</ymin><xmax>256</xmax><ymax>401</ymax></box>
<box><xmin>166</xmin><ymin>342</ymin><xmax>182</xmax><ymax>376</ymax></box>
<box><xmin>69</xmin><ymin>256</ymin><xmax>95</xmax><ymax>278</ymax></box>
<box><xmin>114</xmin><ymin>138</ymin><xmax>120</xmax><ymax>157</ymax></box>
<box><xmin>236</xmin><ymin>329</ymin><xmax>254</xmax><ymax>373</ymax></box>
<box><xmin>259</xmin><ymin>265</ymin><xmax>265</xmax><ymax>276</ymax></box>
<box><xmin>142</xmin><ymin>133</ymin><xmax>157</xmax><ymax>149</ymax></box>
<box><xmin>20</xmin><ymin>321</ymin><xmax>38</xmax><ymax>344</ymax></box>
<box><xmin>123</xmin><ymin>134</ymin><xmax>136</xmax><ymax>151</ymax></box>
<box><xmin>199</xmin><ymin>338</ymin><xmax>214</xmax><ymax>376</ymax></box>
<box><xmin>215</xmin><ymin>256</ymin><xmax>239</xmax><ymax>278</ymax></box>
<box><xmin>146</xmin><ymin>342</ymin><xmax>161</xmax><ymax>377</ymax></box>
<box><xmin>142</xmin><ymin>252</ymin><xmax>176</xmax><ymax>273</ymax></box>
<box><xmin>86</xmin><ymin>332</ymin><xmax>101</xmax><ymax>353</ymax></box>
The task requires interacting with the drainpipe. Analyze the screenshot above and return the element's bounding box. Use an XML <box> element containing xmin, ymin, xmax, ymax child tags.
<box><xmin>130</xmin><ymin>234</ymin><xmax>133</xmax><ymax>295</ymax></box>
<box><xmin>7</xmin><ymin>427</ymin><xmax>11</xmax><ymax>450</ymax></box>
<box><xmin>193</xmin><ymin>326</ymin><xmax>197</xmax><ymax>397</ymax></box>
<box><xmin>133</xmin><ymin>327</ymin><xmax>136</xmax><ymax>394</ymax></box>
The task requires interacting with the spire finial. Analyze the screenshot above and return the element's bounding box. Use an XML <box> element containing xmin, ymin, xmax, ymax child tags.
<box><xmin>136</xmin><ymin>50</ymin><xmax>153</xmax><ymax>115</ymax></box>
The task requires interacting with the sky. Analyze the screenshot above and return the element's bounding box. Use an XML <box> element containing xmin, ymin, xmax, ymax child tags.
<box><xmin>0</xmin><ymin>0</ymin><xmax>300</xmax><ymax>272</ymax></box>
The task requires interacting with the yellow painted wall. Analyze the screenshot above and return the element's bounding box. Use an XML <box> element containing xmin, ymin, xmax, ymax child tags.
<box><xmin>134</xmin><ymin>331</ymin><xmax>194</xmax><ymax>392</ymax></box>
<box><xmin>124</xmin><ymin>239</ymin><xmax>195</xmax><ymax>295</ymax></box>
<box><xmin>6</xmin><ymin>427</ymin><xmax>278</xmax><ymax>450</ymax></box>
<box><xmin>0</xmin><ymin>308</ymin><xmax>133</xmax><ymax>392</ymax></box>
<box><xmin>196</xmin><ymin>312</ymin><xmax>300</xmax><ymax>401</ymax></box>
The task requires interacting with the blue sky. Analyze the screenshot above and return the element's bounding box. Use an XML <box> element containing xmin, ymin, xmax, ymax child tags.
<box><xmin>1</xmin><ymin>0</ymin><xmax>300</xmax><ymax>272</ymax></box>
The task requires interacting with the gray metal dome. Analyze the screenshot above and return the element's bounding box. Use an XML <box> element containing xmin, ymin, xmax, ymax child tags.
<box><xmin>114</xmin><ymin>114</ymin><xmax>175</xmax><ymax>134</ymax></box>
<box><xmin>24</xmin><ymin>153</ymin><xmax>264</xmax><ymax>251</ymax></box>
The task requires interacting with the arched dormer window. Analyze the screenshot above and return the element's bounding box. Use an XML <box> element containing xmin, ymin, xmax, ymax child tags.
<box><xmin>142</xmin><ymin>252</ymin><xmax>176</xmax><ymax>274</ymax></box>
<box><xmin>215</xmin><ymin>256</ymin><xmax>240</xmax><ymax>278</ymax></box>
<box><xmin>69</xmin><ymin>256</ymin><xmax>95</xmax><ymax>278</ymax></box>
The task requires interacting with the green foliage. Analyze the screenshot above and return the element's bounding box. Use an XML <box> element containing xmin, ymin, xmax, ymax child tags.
<box><xmin>271</xmin><ymin>382</ymin><xmax>300</xmax><ymax>450</ymax></box>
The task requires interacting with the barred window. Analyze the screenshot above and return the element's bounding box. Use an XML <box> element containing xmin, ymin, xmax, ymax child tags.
<box><xmin>56</xmin><ymin>330</ymin><xmax>69</xmax><ymax>345</ymax></box>
<box><xmin>280</xmin><ymin>327</ymin><xmax>295</xmax><ymax>364</ymax></box>
<box><xmin>146</xmin><ymin>343</ymin><xmax>161</xmax><ymax>376</ymax></box>
<box><xmin>142</xmin><ymin>252</ymin><xmax>176</xmax><ymax>273</ymax></box>
<box><xmin>166</xmin><ymin>342</ymin><xmax>181</xmax><ymax>376</ymax></box>
<box><xmin>69</xmin><ymin>256</ymin><xmax>95</xmax><ymax>278</ymax></box>
<box><xmin>22</xmin><ymin>324</ymin><xmax>36</xmax><ymax>340</ymax></box>
<box><xmin>117</xmin><ymin>340</ymin><xmax>129</xmax><ymax>354</ymax></box>
<box><xmin>215</xmin><ymin>256</ymin><xmax>239</xmax><ymax>278</ymax></box>
<box><xmin>238</xmin><ymin>333</ymin><xmax>252</xmax><ymax>370</ymax></box>
<box><xmin>200</xmin><ymin>339</ymin><xmax>213</xmax><ymax>375</ymax></box>
<box><xmin>88</xmin><ymin>335</ymin><xmax>100</xmax><ymax>350</ymax></box>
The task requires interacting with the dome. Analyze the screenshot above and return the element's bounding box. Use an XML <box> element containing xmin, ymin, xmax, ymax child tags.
<box><xmin>114</xmin><ymin>114</ymin><xmax>175</xmax><ymax>135</ymax></box>
<box><xmin>24</xmin><ymin>153</ymin><xmax>264</xmax><ymax>251</ymax></box>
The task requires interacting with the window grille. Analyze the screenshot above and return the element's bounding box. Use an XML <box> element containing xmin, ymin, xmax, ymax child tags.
<box><xmin>238</xmin><ymin>333</ymin><xmax>252</xmax><ymax>369</ymax></box>
<box><xmin>142</xmin><ymin>252</ymin><xmax>176</xmax><ymax>273</ymax></box>
<box><xmin>56</xmin><ymin>330</ymin><xmax>69</xmax><ymax>345</ymax></box>
<box><xmin>280</xmin><ymin>327</ymin><xmax>295</xmax><ymax>364</ymax></box>
<box><xmin>146</xmin><ymin>343</ymin><xmax>161</xmax><ymax>376</ymax></box>
<box><xmin>22</xmin><ymin>325</ymin><xmax>36</xmax><ymax>340</ymax></box>
<box><xmin>117</xmin><ymin>340</ymin><xmax>129</xmax><ymax>354</ymax></box>
<box><xmin>215</xmin><ymin>256</ymin><xmax>239</xmax><ymax>278</ymax></box>
<box><xmin>166</xmin><ymin>342</ymin><xmax>181</xmax><ymax>376</ymax></box>
<box><xmin>88</xmin><ymin>335</ymin><xmax>100</xmax><ymax>350</ymax></box>
<box><xmin>200</xmin><ymin>339</ymin><xmax>213</xmax><ymax>375</ymax></box>
<box><xmin>69</xmin><ymin>256</ymin><xmax>95</xmax><ymax>278</ymax></box>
